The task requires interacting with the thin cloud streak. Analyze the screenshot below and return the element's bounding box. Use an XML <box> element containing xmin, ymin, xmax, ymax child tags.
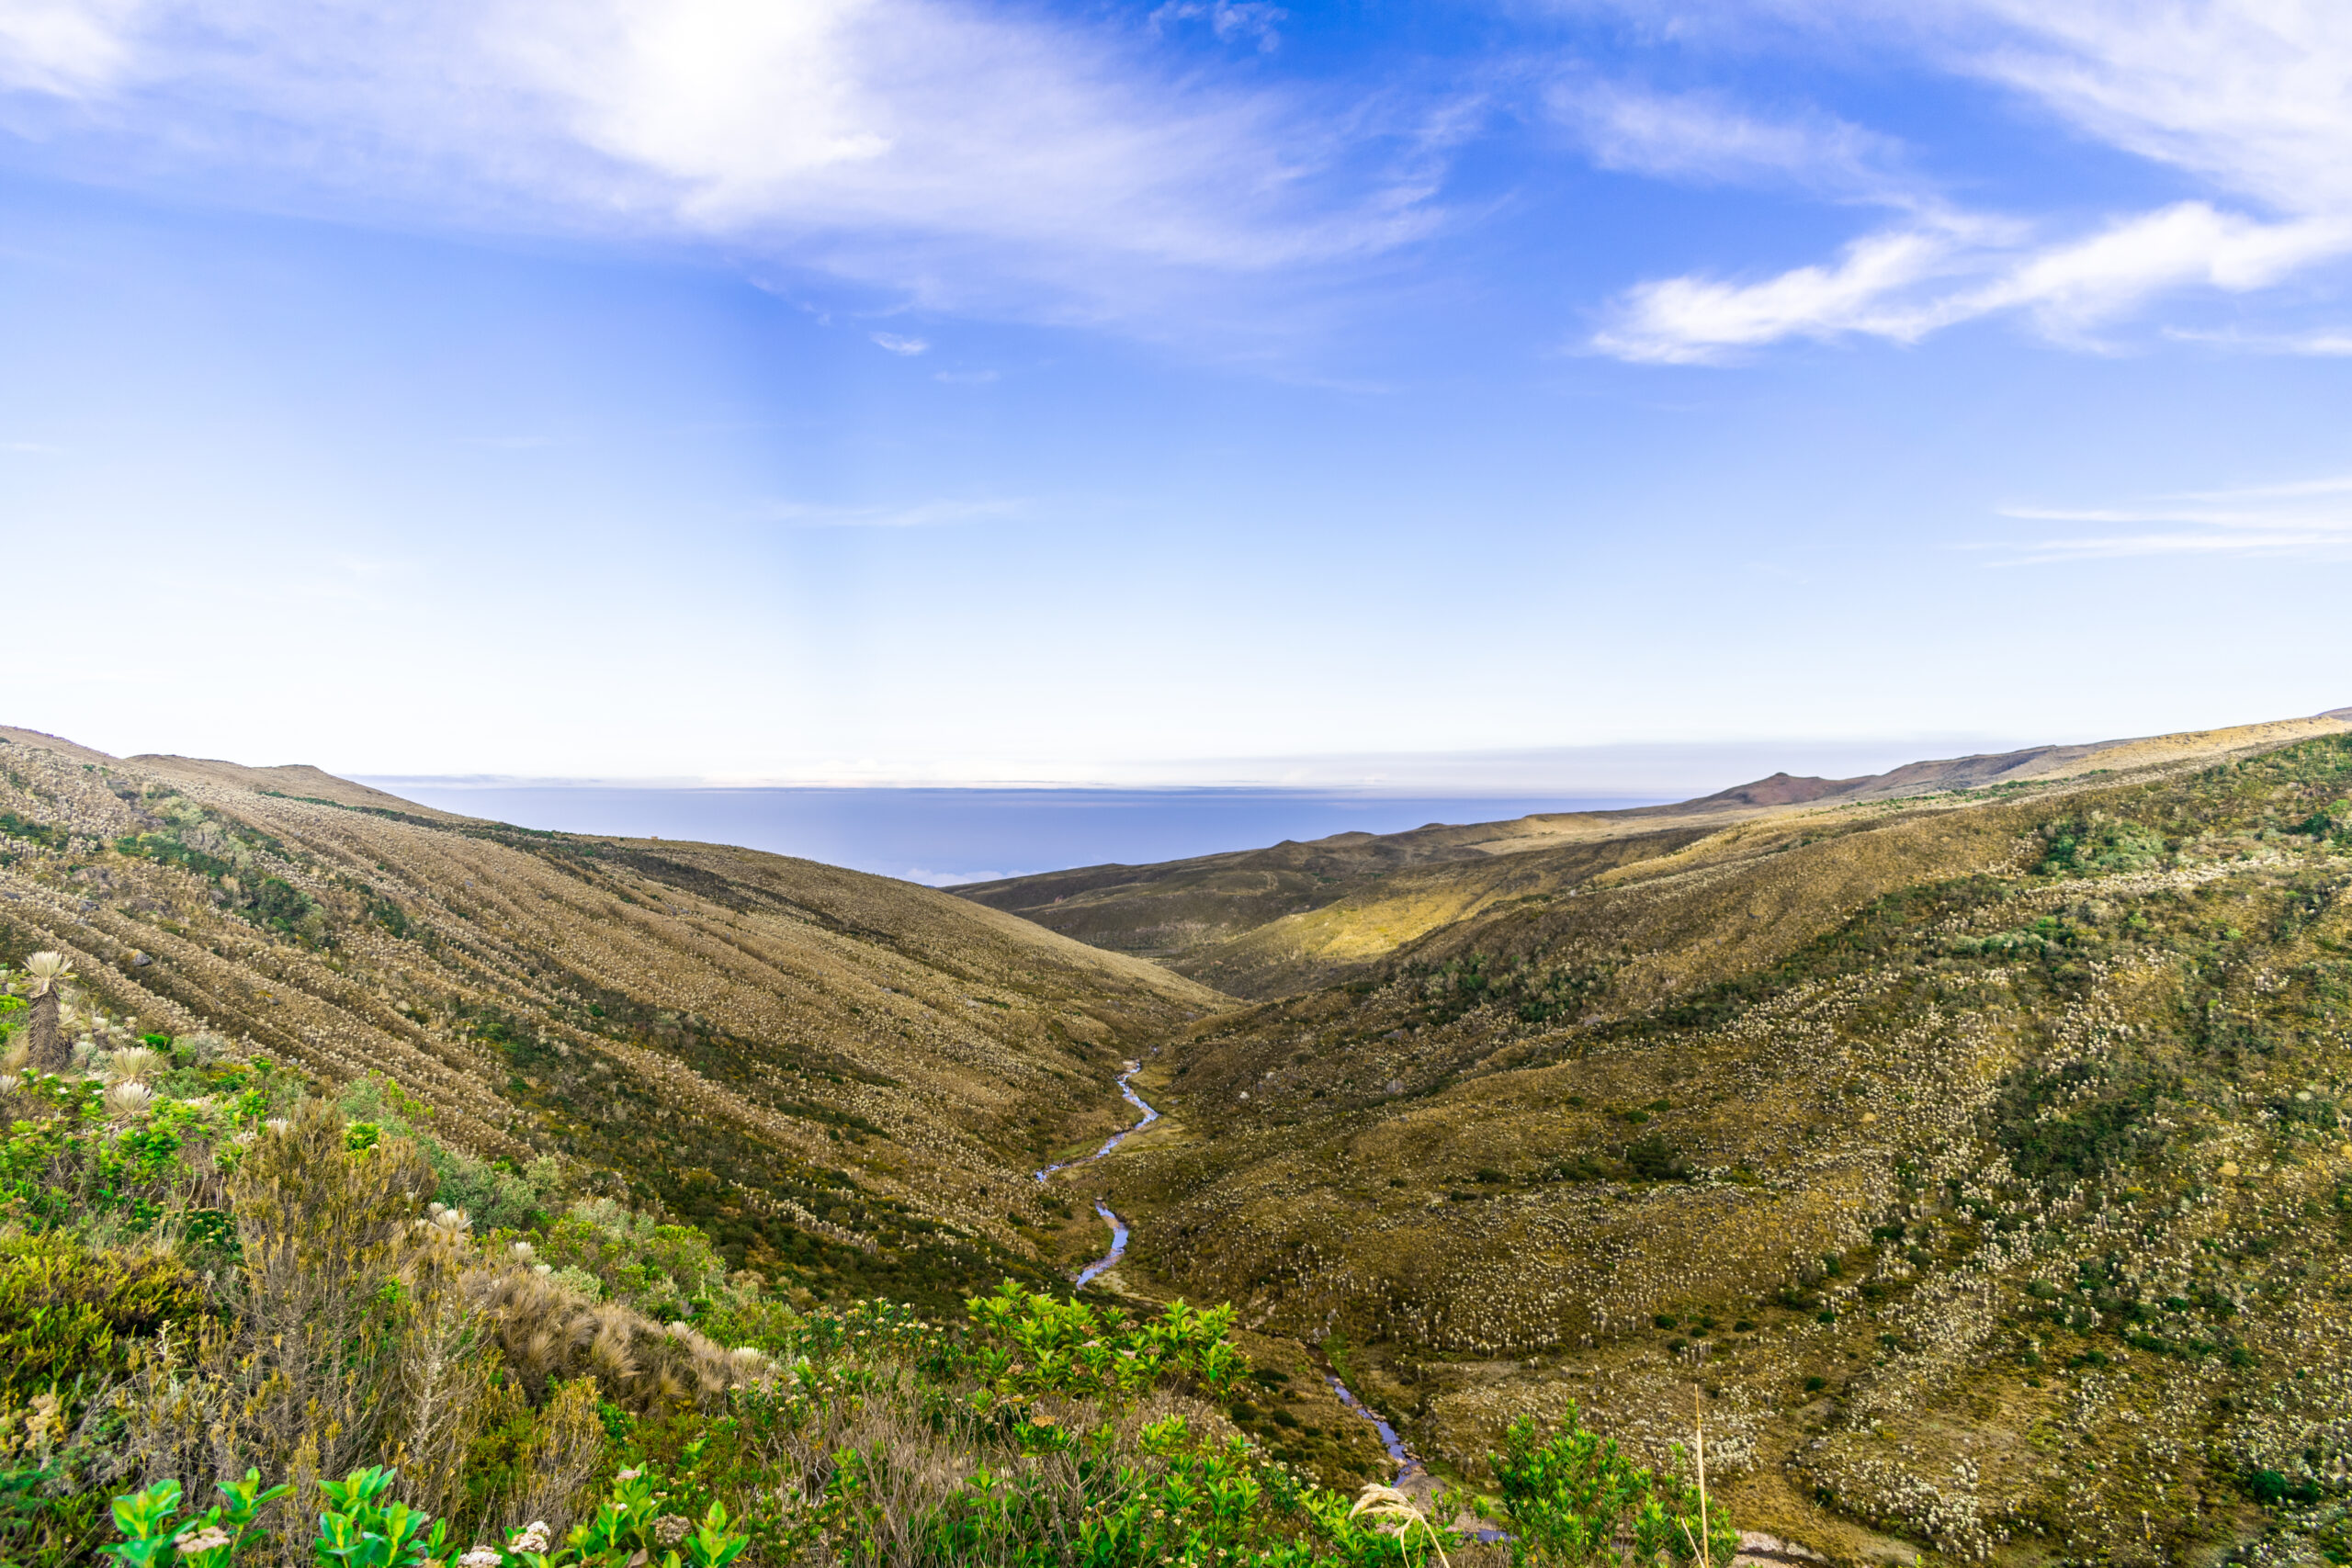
<box><xmin>1552</xmin><ymin>76</ymin><xmax>1917</xmax><ymax>202</ymax></box>
<box><xmin>1990</xmin><ymin>472</ymin><xmax>2352</xmax><ymax>561</ymax></box>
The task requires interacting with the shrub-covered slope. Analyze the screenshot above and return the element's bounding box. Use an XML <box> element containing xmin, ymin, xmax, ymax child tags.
<box><xmin>0</xmin><ymin>725</ymin><xmax>1226</xmax><ymax>1309</ymax></box>
<box><xmin>1111</xmin><ymin>731</ymin><xmax>2352</xmax><ymax>1563</ymax></box>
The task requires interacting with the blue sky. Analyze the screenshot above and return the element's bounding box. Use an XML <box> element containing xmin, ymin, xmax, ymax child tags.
<box><xmin>2</xmin><ymin>0</ymin><xmax>2348</xmax><ymax>790</ymax></box>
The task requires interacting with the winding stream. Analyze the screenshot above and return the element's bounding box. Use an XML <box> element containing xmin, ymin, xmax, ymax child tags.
<box><xmin>1034</xmin><ymin>1064</ymin><xmax>1432</xmax><ymax>1484</ymax></box>
<box><xmin>1034</xmin><ymin>1062</ymin><xmax>1159</xmax><ymax>1287</ymax></box>
<box><xmin>1321</xmin><ymin>1370</ymin><xmax>1427</xmax><ymax>1491</ymax></box>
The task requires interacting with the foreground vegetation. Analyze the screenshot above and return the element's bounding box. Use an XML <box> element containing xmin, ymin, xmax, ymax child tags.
<box><xmin>0</xmin><ymin>1015</ymin><xmax>1731</xmax><ymax>1565</ymax></box>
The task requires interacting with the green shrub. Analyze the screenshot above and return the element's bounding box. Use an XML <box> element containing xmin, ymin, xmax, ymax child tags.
<box><xmin>538</xmin><ymin>1201</ymin><xmax>729</xmax><ymax>1320</ymax></box>
<box><xmin>97</xmin><ymin>1471</ymin><xmax>285</xmax><ymax>1568</ymax></box>
<box><xmin>0</xmin><ymin>1231</ymin><xmax>205</xmax><ymax>1408</ymax></box>
<box><xmin>2035</xmin><ymin>812</ymin><xmax>2167</xmax><ymax>876</ymax></box>
<box><xmin>1623</xmin><ymin>1134</ymin><xmax>1691</xmax><ymax>1182</ymax></box>
<box><xmin>1486</xmin><ymin>1410</ymin><xmax>1736</xmax><ymax>1567</ymax></box>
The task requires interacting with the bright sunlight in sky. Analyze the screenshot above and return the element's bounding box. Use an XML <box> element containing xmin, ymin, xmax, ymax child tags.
<box><xmin>2</xmin><ymin>1</ymin><xmax>2347</xmax><ymax>784</ymax></box>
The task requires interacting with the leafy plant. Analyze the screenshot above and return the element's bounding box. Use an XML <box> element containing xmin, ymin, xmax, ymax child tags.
<box><xmin>1484</xmin><ymin>1410</ymin><xmax>1735</xmax><ymax>1568</ymax></box>
<box><xmin>315</xmin><ymin>1467</ymin><xmax>448</xmax><ymax>1568</ymax></box>
<box><xmin>96</xmin><ymin>1471</ymin><xmax>288</xmax><ymax>1568</ymax></box>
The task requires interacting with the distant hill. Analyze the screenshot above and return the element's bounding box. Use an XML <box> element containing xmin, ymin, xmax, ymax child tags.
<box><xmin>956</xmin><ymin>711</ymin><xmax>2352</xmax><ymax>998</ymax></box>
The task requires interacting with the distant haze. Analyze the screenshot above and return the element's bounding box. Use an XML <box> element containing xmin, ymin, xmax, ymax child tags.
<box><xmin>358</xmin><ymin>784</ymin><xmax>1663</xmax><ymax>886</ymax></box>
<box><xmin>363</xmin><ymin>733</ymin><xmax>2032</xmax><ymax>884</ymax></box>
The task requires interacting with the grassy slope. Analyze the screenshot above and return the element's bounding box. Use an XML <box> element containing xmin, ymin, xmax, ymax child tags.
<box><xmin>0</xmin><ymin>726</ymin><xmax>1227</xmax><ymax>1313</ymax></box>
<box><xmin>1101</xmin><ymin>725</ymin><xmax>2352</xmax><ymax>1563</ymax></box>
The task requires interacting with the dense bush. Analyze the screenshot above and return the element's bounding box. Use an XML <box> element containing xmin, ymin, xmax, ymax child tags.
<box><xmin>2034</xmin><ymin>812</ymin><xmax>2169</xmax><ymax>876</ymax></box>
<box><xmin>1485</xmin><ymin>1413</ymin><xmax>1733</xmax><ymax>1568</ymax></box>
<box><xmin>0</xmin><ymin>1232</ymin><xmax>205</xmax><ymax>1410</ymax></box>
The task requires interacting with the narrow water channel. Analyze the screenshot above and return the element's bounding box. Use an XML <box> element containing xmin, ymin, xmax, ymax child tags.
<box><xmin>1033</xmin><ymin>1062</ymin><xmax>1159</xmax><ymax>1287</ymax></box>
<box><xmin>1034</xmin><ymin>1064</ymin><xmax>1433</xmax><ymax>1486</ymax></box>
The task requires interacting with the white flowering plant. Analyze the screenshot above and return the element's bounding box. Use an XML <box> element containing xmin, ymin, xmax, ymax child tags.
<box><xmin>494</xmin><ymin>1470</ymin><xmax>749</xmax><ymax>1568</ymax></box>
<box><xmin>96</xmin><ymin>1470</ymin><xmax>288</xmax><ymax>1568</ymax></box>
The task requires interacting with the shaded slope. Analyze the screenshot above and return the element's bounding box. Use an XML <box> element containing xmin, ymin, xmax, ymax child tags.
<box><xmin>0</xmin><ymin>728</ymin><xmax>1227</xmax><ymax>1311</ymax></box>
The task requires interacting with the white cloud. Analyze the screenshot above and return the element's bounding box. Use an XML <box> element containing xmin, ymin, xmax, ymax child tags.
<box><xmin>2167</xmin><ymin>325</ymin><xmax>2352</xmax><ymax>355</ymax></box>
<box><xmin>0</xmin><ymin>0</ymin><xmax>1447</xmax><ymax>324</ymax></box>
<box><xmin>1148</xmin><ymin>1</ymin><xmax>1285</xmax><ymax>55</ymax></box>
<box><xmin>1600</xmin><ymin>198</ymin><xmax>2352</xmax><ymax>361</ymax></box>
<box><xmin>1990</xmin><ymin>473</ymin><xmax>2352</xmax><ymax>560</ymax></box>
<box><xmin>1945</xmin><ymin>0</ymin><xmax>2352</xmax><ymax>214</ymax></box>
<box><xmin>1588</xmin><ymin>1</ymin><xmax>2352</xmax><ymax>361</ymax></box>
<box><xmin>1591</xmin><ymin>218</ymin><xmax>1995</xmax><ymax>362</ymax></box>
<box><xmin>1555</xmin><ymin>79</ymin><xmax>1910</xmax><ymax>199</ymax></box>
<box><xmin>0</xmin><ymin>0</ymin><xmax>137</xmax><ymax>95</ymax></box>
<box><xmin>870</xmin><ymin>331</ymin><xmax>928</xmax><ymax>354</ymax></box>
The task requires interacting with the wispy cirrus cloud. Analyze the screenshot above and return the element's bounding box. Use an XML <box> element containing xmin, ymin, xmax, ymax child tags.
<box><xmin>1148</xmin><ymin>1</ymin><xmax>1286</xmax><ymax>55</ymax></box>
<box><xmin>1990</xmin><ymin>474</ymin><xmax>2352</xmax><ymax>561</ymax></box>
<box><xmin>2167</xmin><ymin>326</ymin><xmax>2352</xmax><ymax>355</ymax></box>
<box><xmin>1553</xmin><ymin>78</ymin><xmax>1915</xmax><ymax>201</ymax></box>
<box><xmin>0</xmin><ymin>0</ymin><xmax>1452</xmax><ymax>329</ymax></box>
<box><xmin>869</xmin><ymin>331</ymin><xmax>928</xmax><ymax>354</ymax></box>
<box><xmin>1586</xmin><ymin>1</ymin><xmax>2352</xmax><ymax>363</ymax></box>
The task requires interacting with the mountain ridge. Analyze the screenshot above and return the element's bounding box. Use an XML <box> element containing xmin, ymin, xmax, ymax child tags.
<box><xmin>956</xmin><ymin>710</ymin><xmax>2352</xmax><ymax>998</ymax></box>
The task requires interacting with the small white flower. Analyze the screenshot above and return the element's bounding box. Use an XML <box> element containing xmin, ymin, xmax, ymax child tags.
<box><xmin>177</xmin><ymin>1526</ymin><xmax>233</xmax><ymax>1555</ymax></box>
<box><xmin>458</xmin><ymin>1548</ymin><xmax>504</xmax><ymax>1568</ymax></box>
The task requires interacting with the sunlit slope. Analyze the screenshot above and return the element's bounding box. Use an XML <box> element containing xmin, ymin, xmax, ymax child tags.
<box><xmin>1112</xmin><ymin>727</ymin><xmax>2352</xmax><ymax>1562</ymax></box>
<box><xmin>0</xmin><ymin>727</ymin><xmax>1227</xmax><ymax>1308</ymax></box>
<box><xmin>963</xmin><ymin>712</ymin><xmax>2352</xmax><ymax>1001</ymax></box>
